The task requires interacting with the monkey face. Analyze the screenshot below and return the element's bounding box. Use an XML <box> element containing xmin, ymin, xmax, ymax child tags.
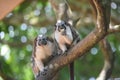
<box><xmin>55</xmin><ymin>20</ymin><xmax>67</xmax><ymax>35</ymax></box>
<box><xmin>37</xmin><ymin>35</ymin><xmax>48</xmax><ymax>46</ymax></box>
<box><xmin>58</xmin><ymin>25</ymin><xmax>66</xmax><ymax>34</ymax></box>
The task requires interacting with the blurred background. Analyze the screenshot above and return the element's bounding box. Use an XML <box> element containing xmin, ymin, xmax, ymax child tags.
<box><xmin>0</xmin><ymin>0</ymin><xmax>120</xmax><ymax>80</ymax></box>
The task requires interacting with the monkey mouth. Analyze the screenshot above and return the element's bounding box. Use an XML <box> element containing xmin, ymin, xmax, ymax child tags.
<box><xmin>42</xmin><ymin>40</ymin><xmax>47</xmax><ymax>45</ymax></box>
<box><xmin>62</xmin><ymin>31</ymin><xmax>66</xmax><ymax>35</ymax></box>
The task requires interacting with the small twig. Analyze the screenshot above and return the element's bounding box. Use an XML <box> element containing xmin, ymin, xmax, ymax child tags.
<box><xmin>97</xmin><ymin>38</ymin><xmax>115</xmax><ymax>80</ymax></box>
<box><xmin>108</xmin><ymin>25</ymin><xmax>120</xmax><ymax>34</ymax></box>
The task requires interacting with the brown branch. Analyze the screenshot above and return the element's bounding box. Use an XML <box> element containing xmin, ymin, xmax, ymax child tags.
<box><xmin>0</xmin><ymin>0</ymin><xmax>24</xmax><ymax>20</ymax></box>
<box><xmin>36</xmin><ymin>0</ymin><xmax>111</xmax><ymax>80</ymax></box>
<box><xmin>89</xmin><ymin>0</ymin><xmax>97</xmax><ymax>19</ymax></box>
<box><xmin>97</xmin><ymin>38</ymin><xmax>115</xmax><ymax>80</ymax></box>
<box><xmin>93</xmin><ymin>0</ymin><xmax>111</xmax><ymax>32</ymax></box>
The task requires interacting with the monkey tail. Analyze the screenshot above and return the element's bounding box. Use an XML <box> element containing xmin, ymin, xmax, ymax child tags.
<box><xmin>69</xmin><ymin>62</ymin><xmax>74</xmax><ymax>80</ymax></box>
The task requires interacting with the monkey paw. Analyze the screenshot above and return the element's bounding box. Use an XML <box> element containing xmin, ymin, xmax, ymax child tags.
<box><xmin>57</xmin><ymin>49</ymin><xmax>63</xmax><ymax>55</ymax></box>
<box><xmin>44</xmin><ymin>66</ymin><xmax>48</xmax><ymax>71</ymax></box>
<box><xmin>40</xmin><ymin>66</ymin><xmax>48</xmax><ymax>76</ymax></box>
<box><xmin>61</xmin><ymin>51</ymin><xmax>68</xmax><ymax>56</ymax></box>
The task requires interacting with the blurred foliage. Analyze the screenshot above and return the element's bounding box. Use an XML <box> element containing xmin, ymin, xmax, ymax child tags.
<box><xmin>0</xmin><ymin>0</ymin><xmax>120</xmax><ymax>80</ymax></box>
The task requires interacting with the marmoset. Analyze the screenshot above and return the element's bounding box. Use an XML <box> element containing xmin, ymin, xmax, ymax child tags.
<box><xmin>54</xmin><ymin>20</ymin><xmax>80</xmax><ymax>53</ymax></box>
<box><xmin>54</xmin><ymin>20</ymin><xmax>80</xmax><ymax>80</ymax></box>
<box><xmin>31</xmin><ymin>34</ymin><xmax>56</xmax><ymax>78</ymax></box>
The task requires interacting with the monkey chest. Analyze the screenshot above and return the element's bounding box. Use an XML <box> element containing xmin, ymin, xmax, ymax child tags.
<box><xmin>35</xmin><ymin>47</ymin><xmax>52</xmax><ymax>60</ymax></box>
<box><xmin>55</xmin><ymin>34</ymin><xmax>72</xmax><ymax>45</ymax></box>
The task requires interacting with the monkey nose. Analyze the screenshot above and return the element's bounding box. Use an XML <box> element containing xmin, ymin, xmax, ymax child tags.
<box><xmin>41</xmin><ymin>40</ymin><xmax>47</xmax><ymax>45</ymax></box>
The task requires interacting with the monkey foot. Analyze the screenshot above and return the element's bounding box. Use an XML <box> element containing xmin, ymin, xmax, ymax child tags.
<box><xmin>61</xmin><ymin>51</ymin><xmax>68</xmax><ymax>56</ymax></box>
<box><xmin>40</xmin><ymin>66</ymin><xmax>48</xmax><ymax>76</ymax></box>
<box><xmin>40</xmin><ymin>70</ymin><xmax>47</xmax><ymax>76</ymax></box>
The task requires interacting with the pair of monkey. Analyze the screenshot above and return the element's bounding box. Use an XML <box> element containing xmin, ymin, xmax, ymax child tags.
<box><xmin>31</xmin><ymin>19</ymin><xmax>80</xmax><ymax>80</ymax></box>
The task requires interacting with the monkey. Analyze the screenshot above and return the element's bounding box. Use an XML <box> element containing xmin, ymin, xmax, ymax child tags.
<box><xmin>54</xmin><ymin>20</ymin><xmax>80</xmax><ymax>80</ymax></box>
<box><xmin>31</xmin><ymin>34</ymin><xmax>56</xmax><ymax>78</ymax></box>
<box><xmin>54</xmin><ymin>20</ymin><xmax>80</xmax><ymax>53</ymax></box>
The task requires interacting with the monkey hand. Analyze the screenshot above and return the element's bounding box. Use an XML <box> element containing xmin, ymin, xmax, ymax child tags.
<box><xmin>38</xmin><ymin>66</ymin><xmax>48</xmax><ymax>76</ymax></box>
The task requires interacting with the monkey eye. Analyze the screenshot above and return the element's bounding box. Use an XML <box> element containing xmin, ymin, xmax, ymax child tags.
<box><xmin>38</xmin><ymin>39</ymin><xmax>41</xmax><ymax>41</ymax></box>
<box><xmin>61</xmin><ymin>23</ymin><xmax>65</xmax><ymax>27</ymax></box>
<box><xmin>60</xmin><ymin>26</ymin><xmax>64</xmax><ymax>29</ymax></box>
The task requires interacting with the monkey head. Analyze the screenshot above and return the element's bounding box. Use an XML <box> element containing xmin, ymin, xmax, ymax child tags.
<box><xmin>37</xmin><ymin>35</ymin><xmax>48</xmax><ymax>46</ymax></box>
<box><xmin>31</xmin><ymin>34</ymin><xmax>55</xmax><ymax>78</ymax></box>
<box><xmin>36</xmin><ymin>35</ymin><xmax>54</xmax><ymax>46</ymax></box>
<box><xmin>55</xmin><ymin>20</ymin><xmax>67</xmax><ymax>35</ymax></box>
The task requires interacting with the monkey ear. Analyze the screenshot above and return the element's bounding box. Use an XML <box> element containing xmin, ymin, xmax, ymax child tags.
<box><xmin>49</xmin><ymin>0</ymin><xmax>72</xmax><ymax>21</ymax></box>
<box><xmin>67</xmin><ymin>17</ymin><xmax>80</xmax><ymax>27</ymax></box>
<box><xmin>73</xmin><ymin>17</ymin><xmax>80</xmax><ymax>27</ymax></box>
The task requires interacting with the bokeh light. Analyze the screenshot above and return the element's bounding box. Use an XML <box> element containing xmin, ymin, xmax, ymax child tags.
<box><xmin>111</xmin><ymin>2</ymin><xmax>117</xmax><ymax>9</ymax></box>
<box><xmin>1</xmin><ymin>45</ymin><xmax>10</xmax><ymax>60</ymax></box>
<box><xmin>21</xmin><ymin>23</ymin><xmax>28</xmax><ymax>31</ymax></box>
<box><xmin>39</xmin><ymin>27</ymin><xmax>47</xmax><ymax>34</ymax></box>
<box><xmin>89</xmin><ymin>77</ymin><xmax>96</xmax><ymax>80</ymax></box>
<box><xmin>34</xmin><ymin>9</ymin><xmax>41</xmax><ymax>16</ymax></box>
<box><xmin>0</xmin><ymin>31</ymin><xmax>5</xmax><ymax>39</ymax></box>
<box><xmin>26</xmin><ymin>44</ymin><xmax>32</xmax><ymax>52</ymax></box>
<box><xmin>21</xmin><ymin>36</ymin><xmax>27</xmax><ymax>43</ymax></box>
<box><xmin>90</xmin><ymin>47</ymin><xmax>98</xmax><ymax>55</ymax></box>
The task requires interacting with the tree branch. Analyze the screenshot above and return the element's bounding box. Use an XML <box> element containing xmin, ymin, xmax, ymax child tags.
<box><xmin>97</xmin><ymin>38</ymin><xmax>115</xmax><ymax>80</ymax></box>
<box><xmin>36</xmin><ymin>0</ymin><xmax>111</xmax><ymax>80</ymax></box>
